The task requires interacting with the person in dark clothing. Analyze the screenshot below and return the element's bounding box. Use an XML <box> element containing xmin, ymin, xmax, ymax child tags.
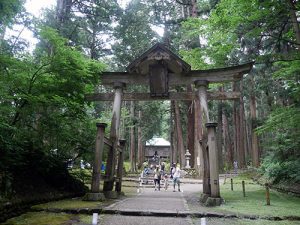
<box><xmin>154</xmin><ymin>165</ymin><xmax>161</xmax><ymax>191</ymax></box>
<box><xmin>170</xmin><ymin>163</ymin><xmax>176</xmax><ymax>179</ymax></box>
<box><xmin>160</xmin><ymin>162</ymin><xmax>165</xmax><ymax>175</ymax></box>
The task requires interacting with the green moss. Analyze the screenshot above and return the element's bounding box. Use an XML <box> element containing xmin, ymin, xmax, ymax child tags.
<box><xmin>32</xmin><ymin>198</ymin><xmax>103</xmax><ymax>210</ymax></box>
<box><xmin>215</xmin><ymin>176</ymin><xmax>300</xmax><ymax>217</ymax></box>
<box><xmin>203</xmin><ymin>218</ymin><xmax>300</xmax><ymax>225</ymax></box>
<box><xmin>2</xmin><ymin>212</ymin><xmax>72</xmax><ymax>225</ymax></box>
<box><xmin>78</xmin><ymin>214</ymin><xmax>92</xmax><ymax>224</ymax></box>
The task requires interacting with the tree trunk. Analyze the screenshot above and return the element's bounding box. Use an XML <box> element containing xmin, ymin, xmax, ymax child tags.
<box><xmin>288</xmin><ymin>0</ymin><xmax>300</xmax><ymax>45</ymax></box>
<box><xmin>56</xmin><ymin>0</ymin><xmax>72</xmax><ymax>25</ymax></box>
<box><xmin>250</xmin><ymin>77</ymin><xmax>260</xmax><ymax>167</ymax></box>
<box><xmin>90</xmin><ymin>23</ymin><xmax>97</xmax><ymax>60</ymax></box>
<box><xmin>170</xmin><ymin>101</ymin><xmax>176</xmax><ymax>163</ymax></box>
<box><xmin>174</xmin><ymin>101</ymin><xmax>185</xmax><ymax>166</ymax></box>
<box><xmin>232</xmin><ymin>83</ymin><xmax>238</xmax><ymax>164</ymax></box>
<box><xmin>233</xmin><ymin>82</ymin><xmax>246</xmax><ymax>168</ymax></box>
<box><xmin>137</xmin><ymin>110</ymin><xmax>143</xmax><ymax>168</ymax></box>
<box><xmin>240</xmin><ymin>81</ymin><xmax>248</xmax><ymax>165</ymax></box>
<box><xmin>130</xmin><ymin>101</ymin><xmax>136</xmax><ymax>172</ymax></box>
<box><xmin>171</xmin><ymin>101</ymin><xmax>177</xmax><ymax>164</ymax></box>
<box><xmin>191</xmin><ymin>0</ymin><xmax>198</xmax><ymax>17</ymax></box>
<box><xmin>217</xmin><ymin>89</ymin><xmax>223</xmax><ymax>172</ymax></box>
<box><xmin>186</xmin><ymin>85</ymin><xmax>195</xmax><ymax>168</ymax></box>
<box><xmin>222</xmin><ymin>109</ymin><xmax>234</xmax><ymax>169</ymax></box>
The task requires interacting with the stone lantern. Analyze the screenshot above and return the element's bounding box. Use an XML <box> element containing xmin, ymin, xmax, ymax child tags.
<box><xmin>185</xmin><ymin>149</ymin><xmax>191</xmax><ymax>169</ymax></box>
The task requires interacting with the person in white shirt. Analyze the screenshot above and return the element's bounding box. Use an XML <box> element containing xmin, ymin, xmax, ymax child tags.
<box><xmin>172</xmin><ymin>164</ymin><xmax>181</xmax><ymax>192</ymax></box>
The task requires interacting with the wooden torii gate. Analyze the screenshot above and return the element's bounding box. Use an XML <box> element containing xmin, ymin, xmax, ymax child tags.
<box><xmin>86</xmin><ymin>43</ymin><xmax>253</xmax><ymax>205</ymax></box>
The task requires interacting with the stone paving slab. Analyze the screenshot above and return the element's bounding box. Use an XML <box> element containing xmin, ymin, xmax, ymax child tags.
<box><xmin>99</xmin><ymin>215</ymin><xmax>193</xmax><ymax>225</ymax></box>
<box><xmin>104</xmin><ymin>188</ymin><xmax>187</xmax><ymax>212</ymax></box>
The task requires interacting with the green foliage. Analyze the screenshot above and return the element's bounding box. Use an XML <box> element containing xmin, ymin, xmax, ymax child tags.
<box><xmin>257</xmin><ymin>107</ymin><xmax>300</xmax><ymax>183</ymax></box>
<box><xmin>178</xmin><ymin>0</ymin><xmax>300</xmax><ymax>185</ymax></box>
<box><xmin>0</xmin><ymin>0</ymin><xmax>24</xmax><ymax>33</ymax></box>
<box><xmin>137</xmin><ymin>101</ymin><xmax>170</xmax><ymax>141</ymax></box>
<box><xmin>69</xmin><ymin>169</ymin><xmax>92</xmax><ymax>185</ymax></box>
<box><xmin>111</xmin><ymin>0</ymin><xmax>159</xmax><ymax>69</ymax></box>
<box><xmin>0</xmin><ymin>26</ymin><xmax>105</xmax><ymax>197</ymax></box>
<box><xmin>273</xmin><ymin>57</ymin><xmax>300</xmax><ymax>103</ymax></box>
<box><xmin>180</xmin><ymin>48</ymin><xmax>209</xmax><ymax>70</ymax></box>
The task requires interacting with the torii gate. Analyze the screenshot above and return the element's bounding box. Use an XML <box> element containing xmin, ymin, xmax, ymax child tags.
<box><xmin>86</xmin><ymin>43</ymin><xmax>253</xmax><ymax>205</ymax></box>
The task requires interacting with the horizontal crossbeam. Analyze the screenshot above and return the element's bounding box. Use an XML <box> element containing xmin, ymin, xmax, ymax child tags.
<box><xmin>104</xmin><ymin>136</ymin><xmax>113</xmax><ymax>147</ymax></box>
<box><xmin>100</xmin><ymin>62</ymin><xmax>253</xmax><ymax>86</ymax></box>
<box><xmin>85</xmin><ymin>91</ymin><xmax>241</xmax><ymax>101</ymax></box>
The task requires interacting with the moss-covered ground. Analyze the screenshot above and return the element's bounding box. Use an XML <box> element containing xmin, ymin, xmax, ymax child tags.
<box><xmin>214</xmin><ymin>174</ymin><xmax>300</xmax><ymax>217</ymax></box>
<box><xmin>196</xmin><ymin>218</ymin><xmax>300</xmax><ymax>225</ymax></box>
<box><xmin>2</xmin><ymin>212</ymin><xmax>92</xmax><ymax>225</ymax></box>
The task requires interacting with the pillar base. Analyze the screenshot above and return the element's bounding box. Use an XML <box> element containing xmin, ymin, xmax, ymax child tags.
<box><xmin>200</xmin><ymin>193</ymin><xmax>210</xmax><ymax>204</ymax></box>
<box><xmin>104</xmin><ymin>191</ymin><xmax>119</xmax><ymax>199</ymax></box>
<box><xmin>200</xmin><ymin>194</ymin><xmax>223</xmax><ymax>207</ymax></box>
<box><xmin>82</xmin><ymin>192</ymin><xmax>105</xmax><ymax>201</ymax></box>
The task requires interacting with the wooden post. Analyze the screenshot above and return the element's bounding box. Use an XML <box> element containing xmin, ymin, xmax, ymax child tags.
<box><xmin>242</xmin><ymin>180</ymin><xmax>246</xmax><ymax>197</ymax></box>
<box><xmin>115</xmin><ymin>139</ymin><xmax>126</xmax><ymax>193</ymax></box>
<box><xmin>195</xmin><ymin>80</ymin><xmax>210</xmax><ymax>122</ymax></box>
<box><xmin>103</xmin><ymin>82</ymin><xmax>125</xmax><ymax>192</ymax></box>
<box><xmin>195</xmin><ymin>80</ymin><xmax>211</xmax><ymax>196</ymax></box>
<box><xmin>231</xmin><ymin>178</ymin><xmax>233</xmax><ymax>191</ymax></box>
<box><xmin>265</xmin><ymin>183</ymin><xmax>270</xmax><ymax>205</ymax></box>
<box><xmin>91</xmin><ymin>123</ymin><xmax>106</xmax><ymax>193</ymax></box>
<box><xmin>206</xmin><ymin>122</ymin><xmax>220</xmax><ymax>198</ymax></box>
<box><xmin>201</xmin><ymin>140</ymin><xmax>210</xmax><ymax>195</ymax></box>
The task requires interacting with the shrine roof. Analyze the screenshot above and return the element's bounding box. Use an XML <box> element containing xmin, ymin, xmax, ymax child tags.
<box><xmin>126</xmin><ymin>43</ymin><xmax>191</xmax><ymax>75</ymax></box>
<box><xmin>146</xmin><ymin>137</ymin><xmax>170</xmax><ymax>146</ymax></box>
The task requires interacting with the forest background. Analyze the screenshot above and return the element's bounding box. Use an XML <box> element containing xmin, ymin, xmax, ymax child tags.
<box><xmin>0</xmin><ymin>0</ymin><xmax>299</xmax><ymax>198</ymax></box>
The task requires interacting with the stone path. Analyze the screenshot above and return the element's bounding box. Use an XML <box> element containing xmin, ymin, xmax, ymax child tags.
<box><xmin>100</xmin><ymin>186</ymin><xmax>194</xmax><ymax>225</ymax></box>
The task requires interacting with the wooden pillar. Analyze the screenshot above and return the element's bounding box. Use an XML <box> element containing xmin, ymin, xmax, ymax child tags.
<box><xmin>110</xmin><ymin>82</ymin><xmax>125</xmax><ymax>139</ymax></box>
<box><xmin>195</xmin><ymin>80</ymin><xmax>211</xmax><ymax>195</ymax></box>
<box><xmin>195</xmin><ymin>80</ymin><xmax>210</xmax><ymax>122</ymax></box>
<box><xmin>206</xmin><ymin>122</ymin><xmax>220</xmax><ymax>198</ymax></box>
<box><xmin>115</xmin><ymin>139</ymin><xmax>126</xmax><ymax>193</ymax></box>
<box><xmin>91</xmin><ymin>123</ymin><xmax>106</xmax><ymax>193</ymax></box>
<box><xmin>103</xmin><ymin>82</ymin><xmax>125</xmax><ymax>192</ymax></box>
<box><xmin>200</xmin><ymin>140</ymin><xmax>210</xmax><ymax>195</ymax></box>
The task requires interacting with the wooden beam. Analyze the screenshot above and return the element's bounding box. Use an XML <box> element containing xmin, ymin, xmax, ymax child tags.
<box><xmin>100</xmin><ymin>62</ymin><xmax>254</xmax><ymax>86</ymax></box>
<box><xmin>104</xmin><ymin>136</ymin><xmax>113</xmax><ymax>147</ymax></box>
<box><xmin>85</xmin><ymin>91</ymin><xmax>241</xmax><ymax>101</ymax></box>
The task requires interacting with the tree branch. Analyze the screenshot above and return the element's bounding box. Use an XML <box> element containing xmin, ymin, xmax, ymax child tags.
<box><xmin>174</xmin><ymin>0</ymin><xmax>192</xmax><ymax>6</ymax></box>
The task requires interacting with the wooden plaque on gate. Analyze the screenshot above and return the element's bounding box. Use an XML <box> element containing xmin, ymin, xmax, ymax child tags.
<box><xmin>149</xmin><ymin>63</ymin><xmax>169</xmax><ymax>97</ymax></box>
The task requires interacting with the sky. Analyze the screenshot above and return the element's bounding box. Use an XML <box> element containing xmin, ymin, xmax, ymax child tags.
<box><xmin>24</xmin><ymin>0</ymin><xmax>130</xmax><ymax>15</ymax></box>
<box><xmin>5</xmin><ymin>0</ymin><xmax>163</xmax><ymax>52</ymax></box>
<box><xmin>25</xmin><ymin>0</ymin><xmax>56</xmax><ymax>17</ymax></box>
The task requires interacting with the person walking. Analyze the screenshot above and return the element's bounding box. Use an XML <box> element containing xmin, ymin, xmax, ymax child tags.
<box><xmin>172</xmin><ymin>164</ymin><xmax>181</xmax><ymax>192</ymax></box>
<box><xmin>170</xmin><ymin>163</ymin><xmax>176</xmax><ymax>179</ymax></box>
<box><xmin>160</xmin><ymin>162</ymin><xmax>165</xmax><ymax>175</ymax></box>
<box><xmin>163</xmin><ymin>173</ymin><xmax>169</xmax><ymax>191</ymax></box>
<box><xmin>153</xmin><ymin>165</ymin><xmax>161</xmax><ymax>191</ymax></box>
